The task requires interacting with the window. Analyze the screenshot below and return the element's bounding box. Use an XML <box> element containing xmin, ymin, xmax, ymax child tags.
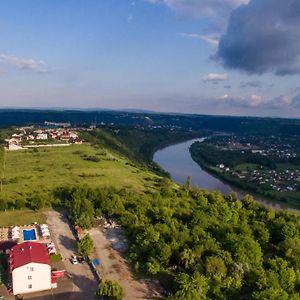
<box><xmin>28</xmin><ymin>275</ymin><xmax>32</xmax><ymax>280</ymax></box>
<box><xmin>30</xmin><ymin>267</ymin><xmax>34</xmax><ymax>271</ymax></box>
<box><xmin>28</xmin><ymin>284</ymin><xmax>32</xmax><ymax>289</ymax></box>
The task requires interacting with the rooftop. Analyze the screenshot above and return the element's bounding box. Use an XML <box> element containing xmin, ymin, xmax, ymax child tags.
<box><xmin>10</xmin><ymin>241</ymin><xmax>50</xmax><ymax>272</ymax></box>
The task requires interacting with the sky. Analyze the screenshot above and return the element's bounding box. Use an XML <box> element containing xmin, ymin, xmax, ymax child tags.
<box><xmin>0</xmin><ymin>0</ymin><xmax>299</xmax><ymax>118</ymax></box>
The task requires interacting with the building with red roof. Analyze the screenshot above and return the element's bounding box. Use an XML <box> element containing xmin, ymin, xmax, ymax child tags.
<box><xmin>10</xmin><ymin>241</ymin><xmax>52</xmax><ymax>295</ymax></box>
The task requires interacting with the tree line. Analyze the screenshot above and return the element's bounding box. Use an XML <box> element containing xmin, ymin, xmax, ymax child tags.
<box><xmin>53</xmin><ymin>181</ymin><xmax>300</xmax><ymax>299</ymax></box>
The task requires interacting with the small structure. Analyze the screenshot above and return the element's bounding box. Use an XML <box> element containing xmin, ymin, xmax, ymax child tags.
<box><xmin>10</xmin><ymin>242</ymin><xmax>52</xmax><ymax>295</ymax></box>
<box><xmin>36</xmin><ymin>133</ymin><xmax>48</xmax><ymax>140</ymax></box>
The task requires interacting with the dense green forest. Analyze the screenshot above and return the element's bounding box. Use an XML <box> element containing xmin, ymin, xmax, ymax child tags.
<box><xmin>0</xmin><ymin>109</ymin><xmax>299</xmax><ymax>136</ymax></box>
<box><xmin>82</xmin><ymin>127</ymin><xmax>205</xmax><ymax>168</ymax></box>
<box><xmin>54</xmin><ymin>183</ymin><xmax>300</xmax><ymax>299</ymax></box>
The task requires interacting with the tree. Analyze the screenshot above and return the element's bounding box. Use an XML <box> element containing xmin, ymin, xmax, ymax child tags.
<box><xmin>146</xmin><ymin>258</ymin><xmax>161</xmax><ymax>275</ymax></box>
<box><xmin>175</xmin><ymin>272</ymin><xmax>209</xmax><ymax>300</ymax></box>
<box><xmin>77</xmin><ymin>234</ymin><xmax>94</xmax><ymax>257</ymax></box>
<box><xmin>71</xmin><ymin>197</ymin><xmax>94</xmax><ymax>229</ymax></box>
<box><xmin>180</xmin><ymin>248</ymin><xmax>196</xmax><ymax>270</ymax></box>
<box><xmin>184</xmin><ymin>176</ymin><xmax>191</xmax><ymax>191</ymax></box>
<box><xmin>29</xmin><ymin>193</ymin><xmax>46</xmax><ymax>210</ymax></box>
<box><xmin>252</xmin><ymin>287</ymin><xmax>289</xmax><ymax>300</ymax></box>
<box><xmin>205</xmin><ymin>256</ymin><xmax>227</xmax><ymax>280</ymax></box>
<box><xmin>97</xmin><ymin>280</ymin><xmax>124</xmax><ymax>300</ymax></box>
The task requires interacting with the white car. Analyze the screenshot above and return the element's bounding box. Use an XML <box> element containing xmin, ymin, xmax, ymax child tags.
<box><xmin>71</xmin><ymin>255</ymin><xmax>78</xmax><ymax>265</ymax></box>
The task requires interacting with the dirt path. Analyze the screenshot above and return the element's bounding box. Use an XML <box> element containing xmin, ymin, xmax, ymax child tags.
<box><xmin>88</xmin><ymin>227</ymin><xmax>161</xmax><ymax>300</ymax></box>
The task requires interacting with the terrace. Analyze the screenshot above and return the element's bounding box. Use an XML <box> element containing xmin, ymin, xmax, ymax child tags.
<box><xmin>0</xmin><ymin>223</ymin><xmax>55</xmax><ymax>255</ymax></box>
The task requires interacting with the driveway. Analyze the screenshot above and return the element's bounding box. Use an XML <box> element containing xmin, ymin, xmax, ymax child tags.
<box><xmin>45</xmin><ymin>210</ymin><xmax>98</xmax><ymax>299</ymax></box>
<box><xmin>88</xmin><ymin>227</ymin><xmax>162</xmax><ymax>300</ymax></box>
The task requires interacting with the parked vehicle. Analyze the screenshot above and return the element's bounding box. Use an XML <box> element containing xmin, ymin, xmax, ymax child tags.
<box><xmin>71</xmin><ymin>255</ymin><xmax>78</xmax><ymax>265</ymax></box>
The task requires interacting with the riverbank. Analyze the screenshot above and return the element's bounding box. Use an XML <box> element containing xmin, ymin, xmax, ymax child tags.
<box><xmin>190</xmin><ymin>142</ymin><xmax>300</xmax><ymax>210</ymax></box>
<box><xmin>154</xmin><ymin>138</ymin><xmax>299</xmax><ymax>211</ymax></box>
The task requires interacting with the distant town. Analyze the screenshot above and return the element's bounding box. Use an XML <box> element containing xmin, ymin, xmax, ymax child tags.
<box><xmin>190</xmin><ymin>134</ymin><xmax>300</xmax><ymax>202</ymax></box>
<box><xmin>5</xmin><ymin>122</ymin><xmax>87</xmax><ymax>150</ymax></box>
<box><xmin>214</xmin><ymin>135</ymin><xmax>299</xmax><ymax>193</ymax></box>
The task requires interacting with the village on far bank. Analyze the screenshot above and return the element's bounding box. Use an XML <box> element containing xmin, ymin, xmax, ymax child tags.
<box><xmin>194</xmin><ymin>134</ymin><xmax>300</xmax><ymax>196</ymax></box>
<box><xmin>4</xmin><ymin>121</ymin><xmax>94</xmax><ymax>151</ymax></box>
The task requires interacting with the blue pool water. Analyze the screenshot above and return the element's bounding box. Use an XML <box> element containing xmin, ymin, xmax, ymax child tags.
<box><xmin>23</xmin><ymin>229</ymin><xmax>37</xmax><ymax>241</ymax></box>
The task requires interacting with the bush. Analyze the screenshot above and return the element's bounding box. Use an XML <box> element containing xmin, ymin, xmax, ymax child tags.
<box><xmin>84</xmin><ymin>155</ymin><xmax>100</xmax><ymax>162</ymax></box>
<box><xmin>50</xmin><ymin>254</ymin><xmax>62</xmax><ymax>263</ymax></box>
<box><xmin>97</xmin><ymin>280</ymin><xmax>124</xmax><ymax>300</ymax></box>
<box><xmin>77</xmin><ymin>234</ymin><xmax>94</xmax><ymax>257</ymax></box>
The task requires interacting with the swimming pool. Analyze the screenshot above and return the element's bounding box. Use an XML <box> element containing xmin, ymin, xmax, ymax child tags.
<box><xmin>23</xmin><ymin>229</ymin><xmax>37</xmax><ymax>241</ymax></box>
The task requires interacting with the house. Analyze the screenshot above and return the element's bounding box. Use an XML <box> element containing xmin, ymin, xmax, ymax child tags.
<box><xmin>10</xmin><ymin>242</ymin><xmax>52</xmax><ymax>295</ymax></box>
<box><xmin>69</xmin><ymin>132</ymin><xmax>78</xmax><ymax>139</ymax></box>
<box><xmin>60</xmin><ymin>134</ymin><xmax>70</xmax><ymax>142</ymax></box>
<box><xmin>8</xmin><ymin>143</ymin><xmax>23</xmax><ymax>151</ymax></box>
<box><xmin>73</xmin><ymin>138</ymin><xmax>83</xmax><ymax>145</ymax></box>
<box><xmin>36</xmin><ymin>133</ymin><xmax>48</xmax><ymax>140</ymax></box>
<box><xmin>26</xmin><ymin>135</ymin><xmax>35</xmax><ymax>141</ymax></box>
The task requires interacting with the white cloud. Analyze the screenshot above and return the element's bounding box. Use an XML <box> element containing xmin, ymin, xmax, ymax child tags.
<box><xmin>202</xmin><ymin>72</ymin><xmax>229</xmax><ymax>82</ymax></box>
<box><xmin>0</xmin><ymin>54</ymin><xmax>47</xmax><ymax>72</ymax></box>
<box><xmin>145</xmin><ymin>0</ymin><xmax>249</xmax><ymax>21</ymax></box>
<box><xmin>180</xmin><ymin>33</ymin><xmax>219</xmax><ymax>46</ymax></box>
<box><xmin>219</xmin><ymin>94</ymin><xmax>264</xmax><ymax>107</ymax></box>
<box><xmin>221</xmin><ymin>94</ymin><xmax>229</xmax><ymax>99</ymax></box>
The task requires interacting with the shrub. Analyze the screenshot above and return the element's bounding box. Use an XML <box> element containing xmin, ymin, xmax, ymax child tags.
<box><xmin>97</xmin><ymin>280</ymin><xmax>124</xmax><ymax>300</ymax></box>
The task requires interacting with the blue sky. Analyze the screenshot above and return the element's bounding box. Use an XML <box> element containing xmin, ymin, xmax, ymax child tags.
<box><xmin>0</xmin><ymin>0</ymin><xmax>299</xmax><ymax>118</ymax></box>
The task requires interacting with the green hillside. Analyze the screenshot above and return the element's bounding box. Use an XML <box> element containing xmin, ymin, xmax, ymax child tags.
<box><xmin>0</xmin><ymin>144</ymin><xmax>159</xmax><ymax>202</ymax></box>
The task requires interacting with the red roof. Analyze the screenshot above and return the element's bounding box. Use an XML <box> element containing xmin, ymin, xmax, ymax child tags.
<box><xmin>10</xmin><ymin>242</ymin><xmax>50</xmax><ymax>272</ymax></box>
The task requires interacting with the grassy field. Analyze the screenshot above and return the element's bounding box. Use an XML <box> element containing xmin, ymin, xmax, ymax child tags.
<box><xmin>0</xmin><ymin>209</ymin><xmax>46</xmax><ymax>227</ymax></box>
<box><xmin>0</xmin><ymin>144</ymin><xmax>159</xmax><ymax>199</ymax></box>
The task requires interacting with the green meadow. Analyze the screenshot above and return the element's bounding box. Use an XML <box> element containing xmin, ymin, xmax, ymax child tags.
<box><xmin>0</xmin><ymin>144</ymin><xmax>159</xmax><ymax>200</ymax></box>
<box><xmin>0</xmin><ymin>209</ymin><xmax>46</xmax><ymax>227</ymax></box>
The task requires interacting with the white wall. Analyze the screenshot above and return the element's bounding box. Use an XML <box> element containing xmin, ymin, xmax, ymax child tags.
<box><xmin>12</xmin><ymin>262</ymin><xmax>51</xmax><ymax>295</ymax></box>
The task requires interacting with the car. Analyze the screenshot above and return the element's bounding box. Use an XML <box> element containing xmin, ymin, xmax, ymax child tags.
<box><xmin>77</xmin><ymin>256</ymin><xmax>85</xmax><ymax>263</ymax></box>
<box><xmin>71</xmin><ymin>255</ymin><xmax>78</xmax><ymax>265</ymax></box>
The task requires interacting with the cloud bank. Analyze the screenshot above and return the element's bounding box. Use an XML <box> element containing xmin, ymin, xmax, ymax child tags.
<box><xmin>217</xmin><ymin>0</ymin><xmax>300</xmax><ymax>75</ymax></box>
<box><xmin>219</xmin><ymin>93</ymin><xmax>300</xmax><ymax>109</ymax></box>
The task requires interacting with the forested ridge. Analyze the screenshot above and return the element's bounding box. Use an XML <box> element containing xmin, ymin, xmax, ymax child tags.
<box><xmin>56</xmin><ymin>182</ymin><xmax>300</xmax><ymax>299</ymax></box>
<box><xmin>1</xmin><ymin>124</ymin><xmax>300</xmax><ymax>298</ymax></box>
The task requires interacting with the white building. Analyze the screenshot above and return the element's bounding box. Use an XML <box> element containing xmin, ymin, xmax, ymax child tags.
<box><xmin>36</xmin><ymin>133</ymin><xmax>48</xmax><ymax>140</ymax></box>
<box><xmin>10</xmin><ymin>242</ymin><xmax>52</xmax><ymax>295</ymax></box>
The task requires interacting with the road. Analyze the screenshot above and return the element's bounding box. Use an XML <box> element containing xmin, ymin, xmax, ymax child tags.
<box><xmin>46</xmin><ymin>210</ymin><xmax>98</xmax><ymax>299</ymax></box>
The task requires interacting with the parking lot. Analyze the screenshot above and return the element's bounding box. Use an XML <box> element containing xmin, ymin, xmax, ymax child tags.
<box><xmin>45</xmin><ymin>210</ymin><xmax>98</xmax><ymax>299</ymax></box>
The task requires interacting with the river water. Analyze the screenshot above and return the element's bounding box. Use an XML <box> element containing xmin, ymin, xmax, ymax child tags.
<box><xmin>153</xmin><ymin>138</ymin><xmax>292</xmax><ymax>211</ymax></box>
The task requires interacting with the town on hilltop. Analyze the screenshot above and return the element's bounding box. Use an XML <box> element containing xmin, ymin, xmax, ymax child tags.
<box><xmin>6</xmin><ymin>122</ymin><xmax>85</xmax><ymax>150</ymax></box>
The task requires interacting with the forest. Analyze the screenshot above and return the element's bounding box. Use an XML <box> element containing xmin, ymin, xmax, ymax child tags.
<box><xmin>53</xmin><ymin>182</ymin><xmax>300</xmax><ymax>299</ymax></box>
<box><xmin>0</xmin><ymin>109</ymin><xmax>299</xmax><ymax>136</ymax></box>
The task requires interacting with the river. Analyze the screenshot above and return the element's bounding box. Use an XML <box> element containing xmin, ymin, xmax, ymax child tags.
<box><xmin>153</xmin><ymin>138</ymin><xmax>293</xmax><ymax>211</ymax></box>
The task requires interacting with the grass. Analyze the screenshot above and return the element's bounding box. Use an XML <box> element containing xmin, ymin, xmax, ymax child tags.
<box><xmin>0</xmin><ymin>209</ymin><xmax>46</xmax><ymax>227</ymax></box>
<box><xmin>50</xmin><ymin>254</ymin><xmax>62</xmax><ymax>263</ymax></box>
<box><xmin>0</xmin><ymin>144</ymin><xmax>159</xmax><ymax>200</ymax></box>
